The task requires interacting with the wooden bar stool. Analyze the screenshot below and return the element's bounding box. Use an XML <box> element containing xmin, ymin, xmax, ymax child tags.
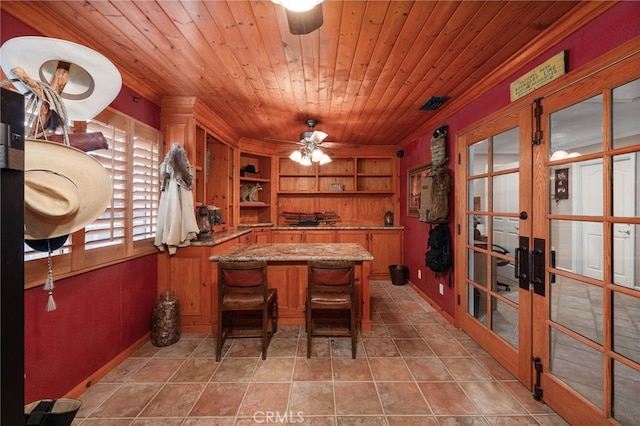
<box><xmin>306</xmin><ymin>260</ymin><xmax>357</xmax><ymax>358</ymax></box>
<box><xmin>216</xmin><ymin>261</ymin><xmax>277</xmax><ymax>361</ymax></box>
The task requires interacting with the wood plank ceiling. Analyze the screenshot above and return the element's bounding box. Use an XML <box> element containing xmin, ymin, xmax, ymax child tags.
<box><xmin>2</xmin><ymin>1</ymin><xmax>602</xmax><ymax>148</ymax></box>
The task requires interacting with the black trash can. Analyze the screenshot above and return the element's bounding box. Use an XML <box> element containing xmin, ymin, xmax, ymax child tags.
<box><xmin>24</xmin><ymin>398</ymin><xmax>82</xmax><ymax>426</ymax></box>
<box><xmin>389</xmin><ymin>265</ymin><xmax>408</xmax><ymax>285</ymax></box>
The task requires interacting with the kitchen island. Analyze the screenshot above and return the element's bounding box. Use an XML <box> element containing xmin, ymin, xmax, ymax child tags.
<box><xmin>210</xmin><ymin>243</ymin><xmax>374</xmax><ymax>331</ymax></box>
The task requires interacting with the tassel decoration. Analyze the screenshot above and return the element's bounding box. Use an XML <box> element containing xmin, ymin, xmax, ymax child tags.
<box><xmin>44</xmin><ymin>240</ymin><xmax>57</xmax><ymax>311</ymax></box>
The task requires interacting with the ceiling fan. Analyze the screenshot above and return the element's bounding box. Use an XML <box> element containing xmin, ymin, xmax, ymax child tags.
<box><xmin>272</xmin><ymin>0</ymin><xmax>324</xmax><ymax>35</ymax></box>
<box><xmin>286</xmin><ymin>119</ymin><xmax>332</xmax><ymax>165</ymax></box>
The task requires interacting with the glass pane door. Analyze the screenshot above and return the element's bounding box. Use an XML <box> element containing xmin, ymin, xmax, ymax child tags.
<box><xmin>532</xmin><ymin>69</ymin><xmax>640</xmax><ymax>425</ymax></box>
<box><xmin>458</xmin><ymin>107</ymin><xmax>533</xmax><ymax>385</ymax></box>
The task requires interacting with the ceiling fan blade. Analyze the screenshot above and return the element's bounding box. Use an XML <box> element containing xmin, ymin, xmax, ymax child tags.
<box><xmin>309</xmin><ymin>130</ymin><xmax>328</xmax><ymax>144</ymax></box>
<box><xmin>320</xmin><ymin>141</ymin><xmax>361</xmax><ymax>148</ymax></box>
<box><xmin>286</xmin><ymin>3</ymin><xmax>323</xmax><ymax>35</ymax></box>
<box><xmin>265</xmin><ymin>137</ymin><xmax>304</xmax><ymax>145</ymax></box>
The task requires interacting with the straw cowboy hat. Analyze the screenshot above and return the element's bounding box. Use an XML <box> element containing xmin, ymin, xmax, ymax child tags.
<box><xmin>24</xmin><ymin>139</ymin><xmax>113</xmax><ymax>240</ymax></box>
<box><xmin>0</xmin><ymin>36</ymin><xmax>121</xmax><ymax>120</ymax></box>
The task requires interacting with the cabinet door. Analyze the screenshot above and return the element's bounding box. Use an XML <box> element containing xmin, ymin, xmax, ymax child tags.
<box><xmin>304</xmin><ymin>230</ymin><xmax>335</xmax><ymax>243</ymax></box>
<box><xmin>271</xmin><ymin>231</ymin><xmax>304</xmax><ymax>243</ymax></box>
<box><xmin>161</xmin><ymin>247</ymin><xmax>212</xmax><ymax>329</ymax></box>
<box><xmin>369</xmin><ymin>230</ymin><xmax>403</xmax><ymax>278</ymax></box>
<box><xmin>335</xmin><ymin>230</ymin><xmax>369</xmax><ymax>249</ymax></box>
<box><xmin>254</xmin><ymin>227</ymin><xmax>271</xmax><ymax>243</ymax></box>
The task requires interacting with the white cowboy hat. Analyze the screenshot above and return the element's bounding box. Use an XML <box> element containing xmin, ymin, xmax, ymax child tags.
<box><xmin>24</xmin><ymin>139</ymin><xmax>112</xmax><ymax>240</ymax></box>
<box><xmin>0</xmin><ymin>36</ymin><xmax>121</xmax><ymax>120</ymax></box>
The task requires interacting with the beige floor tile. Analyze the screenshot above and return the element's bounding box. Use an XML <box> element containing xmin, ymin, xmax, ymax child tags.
<box><xmin>418</xmin><ymin>382</ymin><xmax>480</xmax><ymax>415</ymax></box>
<box><xmin>170</xmin><ymin>358</ymin><xmax>218</xmax><ymax>382</ymax></box>
<box><xmin>376</xmin><ymin>382</ymin><xmax>431</xmax><ymax>415</ymax></box>
<box><xmin>288</xmin><ymin>382</ymin><xmax>335</xmax><ymax>416</ymax></box>
<box><xmin>90</xmin><ymin>383</ymin><xmax>162</xmax><ymax>418</ymax></box>
<box><xmin>332</xmin><ymin>358</ymin><xmax>373</xmax><ymax>381</ymax></box>
<box><xmin>294</xmin><ymin>357</ymin><xmax>333</xmax><ymax>381</ymax></box>
<box><xmin>126</xmin><ymin>358</ymin><xmax>184</xmax><ymax>382</ymax></box>
<box><xmin>140</xmin><ymin>383</ymin><xmax>205</xmax><ymax>417</ymax></box>
<box><xmin>334</xmin><ymin>382</ymin><xmax>383</xmax><ymax>415</ymax></box>
<box><xmin>237</xmin><ymin>382</ymin><xmax>290</xmax><ymax>416</ymax></box>
<box><xmin>189</xmin><ymin>382</ymin><xmax>248</xmax><ymax>417</ymax></box>
<box><xmin>75</xmin><ymin>281</ymin><xmax>568</xmax><ymax>425</ymax></box>
<box><xmin>368</xmin><ymin>357</ymin><xmax>413</xmax><ymax>381</ymax></box>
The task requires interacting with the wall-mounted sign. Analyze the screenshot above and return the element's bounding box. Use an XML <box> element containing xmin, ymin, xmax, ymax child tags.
<box><xmin>510</xmin><ymin>51</ymin><xmax>567</xmax><ymax>102</ymax></box>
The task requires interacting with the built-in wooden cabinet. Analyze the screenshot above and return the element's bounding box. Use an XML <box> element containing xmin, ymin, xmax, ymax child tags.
<box><xmin>239</xmin><ymin>152</ymin><xmax>274</xmax><ymax>224</ymax></box>
<box><xmin>156</xmin><ymin>236</ymin><xmax>242</xmax><ymax>332</ymax></box>
<box><xmin>271</xmin><ymin>229</ymin><xmax>336</xmax><ymax>243</ymax></box>
<box><xmin>252</xmin><ymin>226</ymin><xmax>271</xmax><ymax>243</ymax></box>
<box><xmin>278</xmin><ymin>156</ymin><xmax>395</xmax><ymax>194</ymax></box>
<box><xmin>161</xmin><ymin>97</ymin><xmax>238</xmax><ymax>229</ymax></box>
<box><xmin>336</xmin><ymin>229</ymin><xmax>403</xmax><ymax>279</ymax></box>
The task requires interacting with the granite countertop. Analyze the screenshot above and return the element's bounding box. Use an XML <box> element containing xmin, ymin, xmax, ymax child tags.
<box><xmin>209</xmin><ymin>243</ymin><xmax>374</xmax><ymax>262</ymax></box>
<box><xmin>190</xmin><ymin>228</ymin><xmax>252</xmax><ymax>247</ymax></box>
<box><xmin>271</xmin><ymin>225</ymin><xmax>403</xmax><ymax>230</ymax></box>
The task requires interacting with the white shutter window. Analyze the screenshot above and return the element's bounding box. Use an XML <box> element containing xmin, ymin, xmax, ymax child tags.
<box><xmin>84</xmin><ymin>118</ymin><xmax>127</xmax><ymax>250</ymax></box>
<box><xmin>132</xmin><ymin>125</ymin><xmax>160</xmax><ymax>241</ymax></box>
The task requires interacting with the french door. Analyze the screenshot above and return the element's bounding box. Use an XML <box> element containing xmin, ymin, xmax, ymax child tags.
<box><xmin>457</xmin><ymin>52</ymin><xmax>640</xmax><ymax>425</ymax></box>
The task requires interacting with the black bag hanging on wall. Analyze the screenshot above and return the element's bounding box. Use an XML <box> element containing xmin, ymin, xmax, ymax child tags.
<box><xmin>425</xmin><ymin>224</ymin><xmax>453</xmax><ymax>274</ymax></box>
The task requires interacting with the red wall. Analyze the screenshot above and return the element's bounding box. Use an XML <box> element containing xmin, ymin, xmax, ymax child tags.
<box><xmin>1</xmin><ymin>12</ymin><xmax>161</xmax><ymax>402</ymax></box>
<box><xmin>24</xmin><ymin>256</ymin><xmax>157</xmax><ymax>403</ymax></box>
<box><xmin>400</xmin><ymin>1</ymin><xmax>640</xmax><ymax>318</ymax></box>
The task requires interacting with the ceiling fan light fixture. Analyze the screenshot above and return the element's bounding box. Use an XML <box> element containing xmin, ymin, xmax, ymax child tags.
<box><xmin>311</xmin><ymin>148</ymin><xmax>324</xmax><ymax>162</ymax></box>
<box><xmin>300</xmin><ymin>156</ymin><xmax>313</xmax><ymax>166</ymax></box>
<box><xmin>272</xmin><ymin>0</ymin><xmax>322</xmax><ymax>13</ymax></box>
<box><xmin>319</xmin><ymin>153</ymin><xmax>332</xmax><ymax>165</ymax></box>
<box><xmin>289</xmin><ymin>150</ymin><xmax>303</xmax><ymax>162</ymax></box>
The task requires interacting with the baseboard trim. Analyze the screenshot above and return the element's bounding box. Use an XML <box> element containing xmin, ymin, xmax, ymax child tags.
<box><xmin>63</xmin><ymin>333</ymin><xmax>150</xmax><ymax>399</ymax></box>
<box><xmin>407</xmin><ymin>281</ymin><xmax>456</xmax><ymax>327</ymax></box>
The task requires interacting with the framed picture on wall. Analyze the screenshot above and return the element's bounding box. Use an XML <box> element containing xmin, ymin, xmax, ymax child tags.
<box><xmin>408</xmin><ymin>162</ymin><xmax>432</xmax><ymax>217</ymax></box>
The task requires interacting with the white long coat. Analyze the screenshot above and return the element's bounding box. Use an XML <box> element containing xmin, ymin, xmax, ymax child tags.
<box><xmin>154</xmin><ymin>144</ymin><xmax>199</xmax><ymax>255</ymax></box>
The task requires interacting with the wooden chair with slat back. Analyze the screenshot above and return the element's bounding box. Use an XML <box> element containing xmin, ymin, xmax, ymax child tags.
<box><xmin>216</xmin><ymin>261</ymin><xmax>277</xmax><ymax>361</ymax></box>
<box><xmin>306</xmin><ymin>260</ymin><xmax>357</xmax><ymax>358</ymax></box>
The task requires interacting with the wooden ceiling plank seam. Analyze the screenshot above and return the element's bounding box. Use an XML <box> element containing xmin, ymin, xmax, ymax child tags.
<box><xmin>344</xmin><ymin>1</ymin><xmax>438</xmax><ymax>144</ymax></box>
<box><xmin>369</xmin><ymin>0</ymin><xmax>487</xmax><ymax>143</ymax></box>
<box><xmin>337</xmin><ymin>0</ymin><xmax>390</xmax><ymax>141</ymax></box>
<box><xmin>463</xmin><ymin>1</ymin><xmax>581</xmax><ymax>88</ymax></box>
<box><xmin>398</xmin><ymin>1</ymin><xmax>616</xmax><ymax>146</ymax></box>
<box><xmin>316</xmin><ymin>0</ymin><xmax>344</xmax><ymax>128</ymax></box>
<box><xmin>198</xmin><ymin>0</ymin><xmax>287</xmax><ymax>137</ymax></box>
<box><xmin>326</xmin><ymin>1</ymin><xmax>368</xmax><ymax>137</ymax></box>
<box><xmin>357</xmin><ymin>1</ymin><xmax>462</xmax><ymax>143</ymax></box>
<box><xmin>105</xmin><ymin>1</ymin><xmax>213</xmax><ymax>96</ymax></box>
<box><xmin>172</xmin><ymin>0</ymin><xmax>265</xmax><ymax>135</ymax></box>
<box><xmin>341</xmin><ymin>0</ymin><xmax>420</xmax><ymax>143</ymax></box>
<box><xmin>432</xmin><ymin>1</ymin><xmax>551</xmax><ymax>92</ymax></box>
<box><xmin>299</xmin><ymin>32</ymin><xmax>321</xmax><ymax>121</ymax></box>
<box><xmin>156</xmin><ymin>1</ymin><xmax>256</xmax><ymax>98</ymax></box>
<box><xmin>375</xmin><ymin>1</ymin><xmax>526</xmax><ymax>141</ymax></box>
<box><xmin>1</xmin><ymin>0</ymin><xmax>608</xmax><ymax>148</ymax></box>
<box><xmin>274</xmin><ymin>10</ymin><xmax>318</xmax><ymax>128</ymax></box>
<box><xmin>245</xmin><ymin>1</ymin><xmax>307</xmax><ymax>140</ymax></box>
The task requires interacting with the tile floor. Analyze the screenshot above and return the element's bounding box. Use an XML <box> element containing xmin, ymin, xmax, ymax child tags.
<box><xmin>72</xmin><ymin>281</ymin><xmax>568</xmax><ymax>425</ymax></box>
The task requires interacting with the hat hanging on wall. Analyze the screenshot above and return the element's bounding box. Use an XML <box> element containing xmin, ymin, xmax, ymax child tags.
<box><xmin>0</xmin><ymin>36</ymin><xmax>122</xmax><ymax>120</ymax></box>
<box><xmin>24</xmin><ymin>139</ymin><xmax>113</xmax><ymax>240</ymax></box>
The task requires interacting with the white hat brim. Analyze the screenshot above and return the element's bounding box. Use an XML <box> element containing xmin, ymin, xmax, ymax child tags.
<box><xmin>1</xmin><ymin>36</ymin><xmax>122</xmax><ymax>120</ymax></box>
<box><xmin>24</xmin><ymin>139</ymin><xmax>113</xmax><ymax>240</ymax></box>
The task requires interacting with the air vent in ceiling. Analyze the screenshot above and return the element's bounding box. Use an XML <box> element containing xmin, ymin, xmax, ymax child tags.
<box><xmin>420</xmin><ymin>96</ymin><xmax>450</xmax><ymax>111</ymax></box>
